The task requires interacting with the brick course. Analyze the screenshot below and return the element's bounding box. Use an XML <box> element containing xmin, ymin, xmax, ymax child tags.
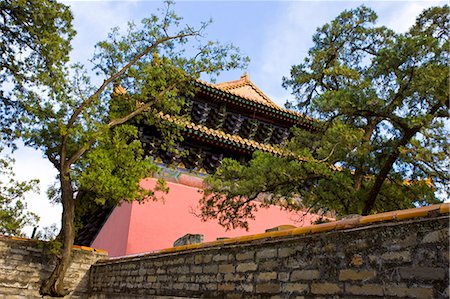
<box><xmin>0</xmin><ymin>205</ymin><xmax>448</xmax><ymax>299</ymax></box>
<box><xmin>89</xmin><ymin>216</ymin><xmax>449</xmax><ymax>298</ymax></box>
<box><xmin>0</xmin><ymin>236</ymin><xmax>106</xmax><ymax>298</ymax></box>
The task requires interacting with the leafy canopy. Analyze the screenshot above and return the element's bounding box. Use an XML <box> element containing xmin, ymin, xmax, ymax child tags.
<box><xmin>2</xmin><ymin>0</ymin><xmax>248</xmax><ymax>295</ymax></box>
<box><xmin>0</xmin><ymin>151</ymin><xmax>39</xmax><ymax>236</ymax></box>
<box><xmin>202</xmin><ymin>5</ymin><xmax>449</xmax><ymax>229</ymax></box>
<box><xmin>16</xmin><ymin>1</ymin><xmax>248</xmax><ymax>211</ymax></box>
<box><xmin>0</xmin><ymin>0</ymin><xmax>75</xmax><ymax>146</ymax></box>
<box><xmin>1</xmin><ymin>0</ymin><xmax>74</xmax><ymax>236</ymax></box>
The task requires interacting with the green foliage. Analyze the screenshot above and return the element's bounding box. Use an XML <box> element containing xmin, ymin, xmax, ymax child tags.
<box><xmin>35</xmin><ymin>224</ymin><xmax>61</xmax><ymax>255</ymax></box>
<box><xmin>0</xmin><ymin>150</ymin><xmax>39</xmax><ymax>236</ymax></box>
<box><xmin>2</xmin><ymin>1</ymin><xmax>248</xmax><ymax>294</ymax></box>
<box><xmin>76</xmin><ymin>125</ymin><xmax>158</xmax><ymax>206</ymax></box>
<box><xmin>0</xmin><ymin>0</ymin><xmax>75</xmax><ymax>146</ymax></box>
<box><xmin>35</xmin><ymin>223</ymin><xmax>59</xmax><ymax>241</ymax></box>
<box><xmin>204</xmin><ymin>5</ymin><xmax>448</xmax><ymax>228</ymax></box>
<box><xmin>8</xmin><ymin>0</ymin><xmax>247</xmax><ymax>214</ymax></box>
<box><xmin>202</xmin><ymin>151</ymin><xmax>333</xmax><ymax>230</ymax></box>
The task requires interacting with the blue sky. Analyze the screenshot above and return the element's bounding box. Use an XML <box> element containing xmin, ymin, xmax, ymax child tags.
<box><xmin>9</xmin><ymin>0</ymin><xmax>445</xmax><ymax>235</ymax></box>
<box><xmin>68</xmin><ymin>1</ymin><xmax>444</xmax><ymax>105</ymax></box>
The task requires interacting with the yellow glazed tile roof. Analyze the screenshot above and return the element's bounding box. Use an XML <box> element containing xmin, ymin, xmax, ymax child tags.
<box><xmin>157</xmin><ymin>112</ymin><xmax>287</xmax><ymax>155</ymax></box>
<box><xmin>102</xmin><ymin>203</ymin><xmax>449</xmax><ymax>262</ymax></box>
<box><xmin>112</xmin><ymin>78</ymin><xmax>319</xmax><ymax>129</ymax></box>
<box><xmin>196</xmin><ymin>78</ymin><xmax>317</xmax><ymax>129</ymax></box>
<box><xmin>213</xmin><ymin>73</ymin><xmax>279</xmax><ymax>109</ymax></box>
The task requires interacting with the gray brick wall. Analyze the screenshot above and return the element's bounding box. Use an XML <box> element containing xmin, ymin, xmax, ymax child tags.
<box><xmin>89</xmin><ymin>216</ymin><xmax>449</xmax><ymax>298</ymax></box>
<box><xmin>0</xmin><ymin>236</ymin><xmax>106</xmax><ymax>298</ymax></box>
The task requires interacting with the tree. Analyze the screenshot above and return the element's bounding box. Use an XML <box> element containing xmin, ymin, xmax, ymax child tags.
<box><xmin>1</xmin><ymin>0</ymin><xmax>72</xmax><ymax>239</ymax></box>
<box><xmin>2</xmin><ymin>0</ymin><xmax>247</xmax><ymax>296</ymax></box>
<box><xmin>0</xmin><ymin>151</ymin><xmax>39</xmax><ymax>236</ymax></box>
<box><xmin>201</xmin><ymin>5</ymin><xmax>449</xmax><ymax>229</ymax></box>
<box><xmin>0</xmin><ymin>0</ymin><xmax>75</xmax><ymax>146</ymax></box>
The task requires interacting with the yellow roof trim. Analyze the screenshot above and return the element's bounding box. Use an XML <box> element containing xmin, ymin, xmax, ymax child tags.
<box><xmin>157</xmin><ymin>112</ymin><xmax>286</xmax><ymax>155</ymax></box>
<box><xmin>97</xmin><ymin>203</ymin><xmax>449</xmax><ymax>264</ymax></box>
<box><xmin>197</xmin><ymin>79</ymin><xmax>315</xmax><ymax>124</ymax></box>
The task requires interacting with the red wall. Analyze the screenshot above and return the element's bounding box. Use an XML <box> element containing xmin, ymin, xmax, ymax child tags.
<box><xmin>92</xmin><ymin>178</ymin><xmax>321</xmax><ymax>257</ymax></box>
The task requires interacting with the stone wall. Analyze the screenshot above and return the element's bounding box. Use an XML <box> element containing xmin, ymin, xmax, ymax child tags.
<box><xmin>0</xmin><ymin>235</ymin><xmax>106</xmax><ymax>298</ymax></box>
<box><xmin>0</xmin><ymin>205</ymin><xmax>448</xmax><ymax>299</ymax></box>
<box><xmin>89</xmin><ymin>207</ymin><xmax>449</xmax><ymax>298</ymax></box>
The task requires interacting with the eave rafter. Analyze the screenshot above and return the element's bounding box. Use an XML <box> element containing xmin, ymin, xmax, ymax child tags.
<box><xmin>195</xmin><ymin>81</ymin><xmax>320</xmax><ymax>131</ymax></box>
<box><xmin>157</xmin><ymin>112</ymin><xmax>287</xmax><ymax>156</ymax></box>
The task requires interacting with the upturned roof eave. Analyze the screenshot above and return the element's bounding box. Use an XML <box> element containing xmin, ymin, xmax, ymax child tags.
<box><xmin>194</xmin><ymin>80</ymin><xmax>320</xmax><ymax>131</ymax></box>
<box><xmin>157</xmin><ymin>112</ymin><xmax>287</xmax><ymax>156</ymax></box>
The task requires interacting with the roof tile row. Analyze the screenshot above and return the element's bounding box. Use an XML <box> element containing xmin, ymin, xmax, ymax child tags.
<box><xmin>158</xmin><ymin>112</ymin><xmax>286</xmax><ymax>155</ymax></box>
<box><xmin>195</xmin><ymin>80</ymin><xmax>317</xmax><ymax>128</ymax></box>
<box><xmin>102</xmin><ymin>203</ymin><xmax>449</xmax><ymax>262</ymax></box>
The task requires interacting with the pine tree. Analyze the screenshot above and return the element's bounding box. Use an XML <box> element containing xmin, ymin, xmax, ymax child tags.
<box><xmin>202</xmin><ymin>5</ymin><xmax>449</xmax><ymax>229</ymax></box>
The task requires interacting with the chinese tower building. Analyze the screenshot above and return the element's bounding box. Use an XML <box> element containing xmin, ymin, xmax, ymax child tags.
<box><xmin>76</xmin><ymin>74</ymin><xmax>324</xmax><ymax>257</ymax></box>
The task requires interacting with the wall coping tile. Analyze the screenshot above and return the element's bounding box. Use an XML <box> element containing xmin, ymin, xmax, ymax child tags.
<box><xmin>103</xmin><ymin>203</ymin><xmax>449</xmax><ymax>263</ymax></box>
<box><xmin>0</xmin><ymin>234</ymin><xmax>108</xmax><ymax>255</ymax></box>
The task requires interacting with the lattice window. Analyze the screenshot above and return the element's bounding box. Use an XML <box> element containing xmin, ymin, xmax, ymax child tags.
<box><xmin>239</xmin><ymin>118</ymin><xmax>259</xmax><ymax>140</ymax></box>
<box><xmin>206</xmin><ymin>104</ymin><xmax>227</xmax><ymax>130</ymax></box>
<box><xmin>254</xmin><ymin>123</ymin><xmax>274</xmax><ymax>144</ymax></box>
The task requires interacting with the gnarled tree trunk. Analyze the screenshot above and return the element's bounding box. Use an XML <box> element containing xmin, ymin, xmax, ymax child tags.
<box><xmin>40</xmin><ymin>173</ymin><xmax>75</xmax><ymax>297</ymax></box>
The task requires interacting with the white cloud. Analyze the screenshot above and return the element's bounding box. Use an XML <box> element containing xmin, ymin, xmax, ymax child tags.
<box><xmin>254</xmin><ymin>2</ymin><xmax>359</xmax><ymax>106</ymax></box>
<box><xmin>375</xmin><ymin>1</ymin><xmax>444</xmax><ymax>33</ymax></box>
<box><xmin>68</xmin><ymin>1</ymin><xmax>139</xmax><ymax>67</ymax></box>
<box><xmin>254</xmin><ymin>1</ymin><xmax>444</xmax><ymax>106</ymax></box>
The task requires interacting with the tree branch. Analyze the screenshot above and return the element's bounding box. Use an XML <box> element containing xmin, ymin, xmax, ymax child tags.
<box><xmin>350</xmin><ymin>109</ymin><xmax>408</xmax><ymax>132</ymax></box>
<box><xmin>362</xmin><ymin>101</ymin><xmax>444</xmax><ymax>214</ymax></box>
<box><xmin>64</xmin><ymin>83</ymin><xmax>177</xmax><ymax>169</ymax></box>
<box><xmin>319</xmin><ymin>142</ymin><xmax>339</xmax><ymax>162</ymax></box>
<box><xmin>65</xmin><ymin>31</ymin><xmax>197</xmax><ymax>131</ymax></box>
<box><xmin>353</xmin><ymin>117</ymin><xmax>378</xmax><ymax>190</ymax></box>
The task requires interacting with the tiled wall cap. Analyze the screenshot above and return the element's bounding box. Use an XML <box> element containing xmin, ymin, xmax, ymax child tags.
<box><xmin>359</xmin><ymin>211</ymin><xmax>397</xmax><ymax>224</ymax></box>
<box><xmin>395</xmin><ymin>205</ymin><xmax>439</xmax><ymax>220</ymax></box>
<box><xmin>208</xmin><ymin>204</ymin><xmax>447</xmax><ymax>249</ymax></box>
<box><xmin>310</xmin><ymin>221</ymin><xmax>337</xmax><ymax>233</ymax></box>
<box><xmin>335</xmin><ymin>216</ymin><xmax>361</xmax><ymax>230</ymax></box>
<box><xmin>0</xmin><ymin>235</ymin><xmax>37</xmax><ymax>243</ymax></box>
<box><xmin>73</xmin><ymin>245</ymin><xmax>108</xmax><ymax>255</ymax></box>
<box><xmin>266</xmin><ymin>224</ymin><xmax>297</xmax><ymax>232</ymax></box>
<box><xmin>263</xmin><ymin>230</ymin><xmax>294</xmax><ymax>238</ymax></box>
<box><xmin>0</xmin><ymin>235</ymin><xmax>108</xmax><ymax>255</ymax></box>
<box><xmin>10</xmin><ymin>236</ymin><xmax>37</xmax><ymax>242</ymax></box>
<box><xmin>440</xmin><ymin>203</ymin><xmax>450</xmax><ymax>214</ymax></box>
<box><xmin>96</xmin><ymin>203</ymin><xmax>449</xmax><ymax>262</ymax></box>
<box><xmin>291</xmin><ymin>226</ymin><xmax>313</xmax><ymax>236</ymax></box>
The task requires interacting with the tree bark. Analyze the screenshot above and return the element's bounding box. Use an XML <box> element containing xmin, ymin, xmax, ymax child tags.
<box><xmin>353</xmin><ymin>118</ymin><xmax>378</xmax><ymax>191</ymax></box>
<box><xmin>361</xmin><ymin>102</ymin><xmax>443</xmax><ymax>215</ymax></box>
<box><xmin>362</xmin><ymin>125</ymin><xmax>419</xmax><ymax>215</ymax></box>
<box><xmin>40</xmin><ymin>173</ymin><xmax>75</xmax><ymax>297</ymax></box>
<box><xmin>361</xmin><ymin>144</ymin><xmax>405</xmax><ymax>215</ymax></box>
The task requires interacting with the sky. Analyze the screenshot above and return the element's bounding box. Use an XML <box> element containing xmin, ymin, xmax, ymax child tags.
<box><xmin>6</xmin><ymin>0</ymin><xmax>445</xmax><ymax>236</ymax></box>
